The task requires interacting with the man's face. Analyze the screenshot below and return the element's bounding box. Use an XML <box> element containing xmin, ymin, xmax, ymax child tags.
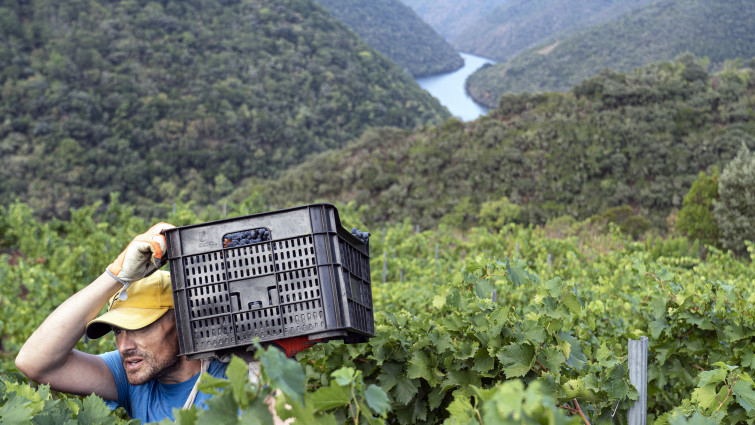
<box><xmin>113</xmin><ymin>311</ymin><xmax>180</xmax><ymax>385</ymax></box>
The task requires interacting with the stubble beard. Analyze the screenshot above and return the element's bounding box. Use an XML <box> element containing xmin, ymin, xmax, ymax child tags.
<box><xmin>123</xmin><ymin>349</ymin><xmax>181</xmax><ymax>386</ymax></box>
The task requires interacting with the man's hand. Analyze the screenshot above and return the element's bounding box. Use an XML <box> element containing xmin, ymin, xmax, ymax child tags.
<box><xmin>107</xmin><ymin>222</ymin><xmax>175</xmax><ymax>286</ymax></box>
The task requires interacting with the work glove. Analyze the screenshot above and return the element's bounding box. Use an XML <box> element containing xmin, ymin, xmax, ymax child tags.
<box><xmin>106</xmin><ymin>222</ymin><xmax>175</xmax><ymax>300</ymax></box>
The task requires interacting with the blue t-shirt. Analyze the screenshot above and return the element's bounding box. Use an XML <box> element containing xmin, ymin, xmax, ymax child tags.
<box><xmin>100</xmin><ymin>350</ymin><xmax>228</xmax><ymax>423</ymax></box>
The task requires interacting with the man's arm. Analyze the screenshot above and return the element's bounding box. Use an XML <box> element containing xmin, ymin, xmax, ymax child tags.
<box><xmin>15</xmin><ymin>222</ymin><xmax>174</xmax><ymax>400</ymax></box>
<box><xmin>15</xmin><ymin>271</ymin><xmax>121</xmax><ymax>400</ymax></box>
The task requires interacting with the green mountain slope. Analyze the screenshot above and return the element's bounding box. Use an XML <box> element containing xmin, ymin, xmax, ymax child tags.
<box><xmin>467</xmin><ymin>0</ymin><xmax>755</xmax><ymax>107</ymax></box>
<box><xmin>314</xmin><ymin>0</ymin><xmax>463</xmax><ymax>77</ymax></box>
<box><xmin>399</xmin><ymin>0</ymin><xmax>509</xmax><ymax>41</ymax></box>
<box><xmin>247</xmin><ymin>56</ymin><xmax>755</xmax><ymax>229</ymax></box>
<box><xmin>453</xmin><ymin>0</ymin><xmax>655</xmax><ymax>61</ymax></box>
<box><xmin>0</xmin><ymin>0</ymin><xmax>449</xmax><ymax>218</ymax></box>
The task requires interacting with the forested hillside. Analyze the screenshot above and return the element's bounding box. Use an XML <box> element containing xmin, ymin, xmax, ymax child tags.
<box><xmin>467</xmin><ymin>0</ymin><xmax>755</xmax><ymax>106</ymax></box>
<box><xmin>313</xmin><ymin>0</ymin><xmax>463</xmax><ymax>77</ymax></box>
<box><xmin>0</xmin><ymin>0</ymin><xmax>449</xmax><ymax>219</ymax></box>
<box><xmin>452</xmin><ymin>0</ymin><xmax>655</xmax><ymax>61</ymax></box>
<box><xmin>245</xmin><ymin>55</ymin><xmax>755</xmax><ymax>230</ymax></box>
<box><xmin>398</xmin><ymin>0</ymin><xmax>508</xmax><ymax>41</ymax></box>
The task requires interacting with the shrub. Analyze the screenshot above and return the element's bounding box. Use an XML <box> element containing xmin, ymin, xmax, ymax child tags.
<box><xmin>676</xmin><ymin>168</ymin><xmax>720</xmax><ymax>248</ymax></box>
<box><xmin>714</xmin><ymin>144</ymin><xmax>755</xmax><ymax>257</ymax></box>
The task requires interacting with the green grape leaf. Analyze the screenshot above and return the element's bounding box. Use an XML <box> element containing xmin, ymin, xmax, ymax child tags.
<box><xmin>377</xmin><ymin>362</ymin><xmax>403</xmax><ymax>392</ymax></box>
<box><xmin>227</xmin><ymin>356</ymin><xmax>252</xmax><ymax>409</ymax></box>
<box><xmin>540</xmin><ymin>346</ymin><xmax>566</xmax><ymax>373</ymax></box>
<box><xmin>395</xmin><ymin>397</ymin><xmax>428</xmax><ymax>424</ymax></box>
<box><xmin>364</xmin><ymin>384</ymin><xmax>390</xmax><ymax>415</ymax></box>
<box><xmin>658</xmin><ymin>269</ymin><xmax>674</xmax><ymax>282</ymax></box>
<box><xmin>331</xmin><ymin>367</ymin><xmax>356</xmax><ymax>387</ymax></box>
<box><xmin>558</xmin><ymin>332</ymin><xmax>587</xmax><ymax>371</ymax></box>
<box><xmin>733</xmin><ymin>380</ymin><xmax>755</xmax><ymax>413</ymax></box>
<box><xmin>667</xmin><ymin>411</ymin><xmax>722</xmax><ymax>425</ymax></box>
<box><xmin>457</xmin><ymin>340</ymin><xmax>479</xmax><ymax>360</ymax></box>
<box><xmin>427</xmin><ymin>330</ymin><xmax>454</xmax><ymax>354</ymax></box>
<box><xmin>697</xmin><ymin>368</ymin><xmax>728</xmax><ymax>387</ymax></box>
<box><xmin>310</xmin><ymin>383</ymin><xmax>351</xmax><ymax>411</ymax></box>
<box><xmin>582</xmin><ymin>374</ymin><xmax>600</xmax><ymax>393</ymax></box>
<box><xmin>259</xmin><ymin>345</ymin><xmax>306</xmax><ymax>405</ymax></box>
<box><xmin>521</xmin><ymin>320</ymin><xmax>546</xmax><ymax>345</ymax></box>
<box><xmin>407</xmin><ymin>350</ymin><xmax>441</xmax><ymax>386</ymax></box>
<box><xmin>545</xmin><ymin>278</ymin><xmax>563</xmax><ymax>298</ymax></box>
<box><xmin>197</xmin><ymin>372</ymin><xmax>230</xmax><ymax>396</ymax></box>
<box><xmin>392</xmin><ymin>376</ymin><xmax>419</xmax><ymax>405</ymax></box>
<box><xmin>723</xmin><ymin>324</ymin><xmax>753</xmax><ymax>342</ymax></box>
<box><xmin>0</xmin><ymin>396</ymin><xmax>33</xmax><ymax>424</ymax></box>
<box><xmin>196</xmin><ymin>390</ymin><xmax>239</xmax><ymax>424</ymax></box>
<box><xmin>497</xmin><ymin>343</ymin><xmax>536</xmax><ymax>377</ymax></box>
<box><xmin>471</xmin><ymin>349</ymin><xmax>496</xmax><ymax>375</ymax></box>
<box><xmin>561</xmin><ymin>293</ymin><xmax>582</xmax><ymax>315</ymax></box>
<box><xmin>743</xmin><ymin>350</ymin><xmax>755</xmax><ymax>369</ymax></box>
<box><xmin>29</xmin><ymin>398</ymin><xmax>69</xmax><ymax>425</ymax></box>
<box><xmin>692</xmin><ymin>384</ymin><xmax>723</xmax><ymax>412</ymax></box>
<box><xmin>238</xmin><ymin>401</ymin><xmax>275</xmax><ymax>425</ymax></box>
<box><xmin>474</xmin><ymin>277</ymin><xmax>495</xmax><ymax>299</ymax></box>
<box><xmin>506</xmin><ymin>261</ymin><xmax>529</xmax><ymax>286</ymax></box>
<box><xmin>649</xmin><ymin>318</ymin><xmax>667</xmax><ymax>339</ymax></box>
<box><xmin>427</xmin><ymin>387</ymin><xmax>447</xmax><ymax>411</ymax></box>
<box><xmin>446</xmin><ymin>395</ymin><xmax>474</xmax><ymax>419</ymax></box>
<box><xmin>432</xmin><ymin>294</ymin><xmax>446</xmax><ymax>309</ymax></box>
<box><xmin>77</xmin><ymin>395</ymin><xmax>116</xmax><ymax>425</ymax></box>
<box><xmin>171</xmin><ymin>407</ymin><xmax>199</xmax><ymax>425</ymax></box>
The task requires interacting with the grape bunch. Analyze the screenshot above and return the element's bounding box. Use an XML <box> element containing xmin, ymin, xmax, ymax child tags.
<box><xmin>223</xmin><ymin>228</ymin><xmax>271</xmax><ymax>248</ymax></box>
<box><xmin>351</xmin><ymin>227</ymin><xmax>370</xmax><ymax>244</ymax></box>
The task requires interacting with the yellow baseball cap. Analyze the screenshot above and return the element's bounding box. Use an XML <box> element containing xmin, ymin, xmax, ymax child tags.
<box><xmin>86</xmin><ymin>270</ymin><xmax>174</xmax><ymax>339</ymax></box>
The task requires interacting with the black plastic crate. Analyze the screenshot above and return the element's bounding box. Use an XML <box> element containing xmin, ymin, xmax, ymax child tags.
<box><xmin>164</xmin><ymin>203</ymin><xmax>373</xmax><ymax>359</ymax></box>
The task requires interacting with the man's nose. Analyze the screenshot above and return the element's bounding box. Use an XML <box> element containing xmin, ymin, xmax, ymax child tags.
<box><xmin>116</xmin><ymin>331</ymin><xmax>137</xmax><ymax>351</ymax></box>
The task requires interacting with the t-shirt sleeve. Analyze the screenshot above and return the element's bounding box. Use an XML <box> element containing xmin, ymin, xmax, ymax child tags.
<box><xmin>99</xmin><ymin>350</ymin><xmax>131</xmax><ymax>413</ymax></box>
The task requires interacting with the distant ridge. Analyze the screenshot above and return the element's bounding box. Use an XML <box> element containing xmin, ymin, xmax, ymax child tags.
<box><xmin>315</xmin><ymin>0</ymin><xmax>463</xmax><ymax>77</ymax></box>
<box><xmin>467</xmin><ymin>0</ymin><xmax>755</xmax><ymax>107</ymax></box>
<box><xmin>452</xmin><ymin>0</ymin><xmax>655</xmax><ymax>61</ymax></box>
<box><xmin>399</xmin><ymin>0</ymin><xmax>509</xmax><ymax>41</ymax></box>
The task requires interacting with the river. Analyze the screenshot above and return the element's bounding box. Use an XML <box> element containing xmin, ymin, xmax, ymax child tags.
<box><xmin>415</xmin><ymin>52</ymin><xmax>496</xmax><ymax>122</ymax></box>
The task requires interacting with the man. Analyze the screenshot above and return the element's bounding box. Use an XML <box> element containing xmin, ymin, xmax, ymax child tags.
<box><xmin>15</xmin><ymin>223</ymin><xmax>228</xmax><ymax>422</ymax></box>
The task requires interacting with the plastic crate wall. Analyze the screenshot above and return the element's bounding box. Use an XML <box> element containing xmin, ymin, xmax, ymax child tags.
<box><xmin>165</xmin><ymin>204</ymin><xmax>373</xmax><ymax>359</ymax></box>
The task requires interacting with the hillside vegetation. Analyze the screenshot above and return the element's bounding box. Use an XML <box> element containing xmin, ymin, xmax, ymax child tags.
<box><xmin>398</xmin><ymin>0</ymin><xmax>508</xmax><ymax>41</ymax></box>
<box><xmin>452</xmin><ymin>0</ymin><xmax>655</xmax><ymax>61</ymax></box>
<box><xmin>314</xmin><ymin>0</ymin><xmax>463</xmax><ymax>77</ymax></box>
<box><xmin>0</xmin><ymin>0</ymin><xmax>449</xmax><ymax>219</ymax></box>
<box><xmin>467</xmin><ymin>0</ymin><xmax>755</xmax><ymax>106</ymax></box>
<box><xmin>244</xmin><ymin>55</ymin><xmax>755</xmax><ymax>230</ymax></box>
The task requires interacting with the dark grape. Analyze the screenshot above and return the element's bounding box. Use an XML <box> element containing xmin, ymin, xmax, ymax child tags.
<box><xmin>223</xmin><ymin>227</ymin><xmax>272</xmax><ymax>248</ymax></box>
<box><xmin>350</xmin><ymin>227</ymin><xmax>370</xmax><ymax>244</ymax></box>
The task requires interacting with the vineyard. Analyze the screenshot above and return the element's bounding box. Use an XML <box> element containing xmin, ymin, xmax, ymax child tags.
<box><xmin>1</xmin><ymin>198</ymin><xmax>755</xmax><ymax>424</ymax></box>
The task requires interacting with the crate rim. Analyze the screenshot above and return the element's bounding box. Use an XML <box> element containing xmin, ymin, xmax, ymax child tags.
<box><xmin>164</xmin><ymin>202</ymin><xmax>341</xmax><ymax>232</ymax></box>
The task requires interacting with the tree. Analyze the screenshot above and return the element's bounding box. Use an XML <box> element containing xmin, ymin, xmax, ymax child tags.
<box><xmin>478</xmin><ymin>196</ymin><xmax>521</xmax><ymax>233</ymax></box>
<box><xmin>714</xmin><ymin>144</ymin><xmax>755</xmax><ymax>257</ymax></box>
<box><xmin>676</xmin><ymin>167</ymin><xmax>720</xmax><ymax>249</ymax></box>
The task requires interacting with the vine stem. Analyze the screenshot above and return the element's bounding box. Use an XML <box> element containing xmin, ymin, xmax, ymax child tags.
<box><xmin>647</xmin><ymin>272</ymin><xmax>677</xmax><ymax>303</ymax></box>
<box><xmin>349</xmin><ymin>383</ymin><xmax>359</xmax><ymax>424</ymax></box>
<box><xmin>559</xmin><ymin>404</ymin><xmax>578</xmax><ymax>414</ymax></box>
<box><xmin>573</xmin><ymin>399</ymin><xmax>591</xmax><ymax>425</ymax></box>
<box><xmin>714</xmin><ymin>374</ymin><xmax>739</xmax><ymax>414</ymax></box>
